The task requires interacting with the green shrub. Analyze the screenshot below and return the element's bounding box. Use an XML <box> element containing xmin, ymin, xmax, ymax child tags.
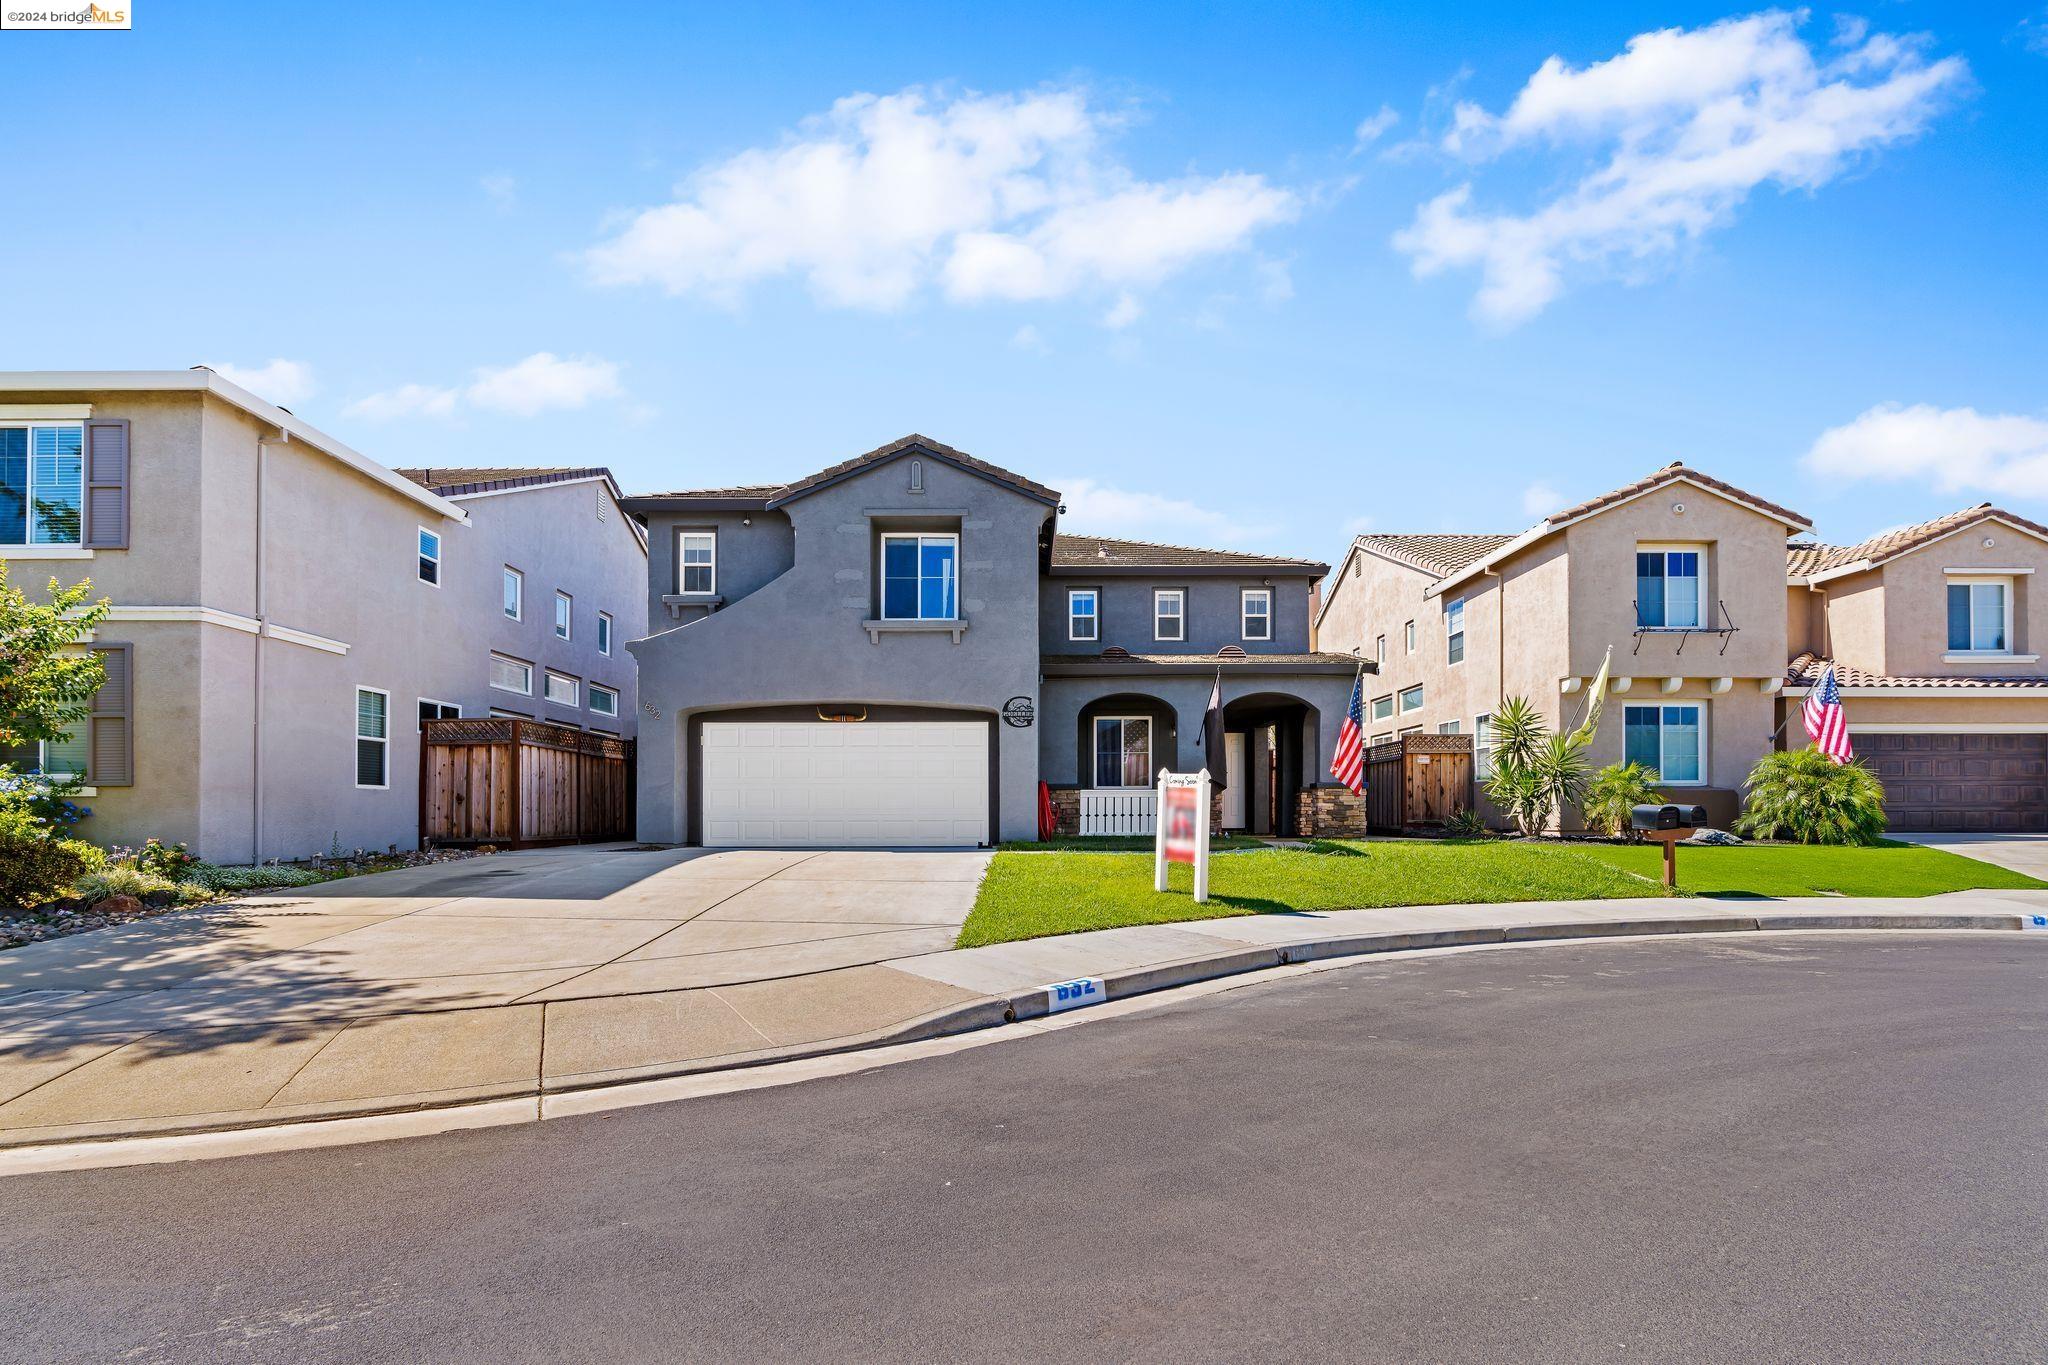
<box><xmin>1736</xmin><ymin>748</ymin><xmax>1888</xmax><ymax>845</ymax></box>
<box><xmin>135</xmin><ymin>838</ymin><xmax>199</xmax><ymax>880</ymax></box>
<box><xmin>1583</xmin><ymin>761</ymin><xmax>1662</xmax><ymax>839</ymax></box>
<box><xmin>73</xmin><ymin>864</ymin><xmax>183</xmax><ymax>906</ymax></box>
<box><xmin>0</xmin><ymin>800</ymin><xmax>104</xmax><ymax>910</ymax></box>
<box><xmin>184</xmin><ymin>864</ymin><xmax>330</xmax><ymax>892</ymax></box>
<box><xmin>1442</xmin><ymin>807</ymin><xmax>1489</xmax><ymax>838</ymax></box>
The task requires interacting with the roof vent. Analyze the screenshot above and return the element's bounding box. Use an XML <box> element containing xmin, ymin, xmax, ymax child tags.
<box><xmin>1101</xmin><ymin>646</ymin><xmax>1130</xmax><ymax>660</ymax></box>
<box><xmin>1218</xmin><ymin>645</ymin><xmax>1247</xmax><ymax>660</ymax></box>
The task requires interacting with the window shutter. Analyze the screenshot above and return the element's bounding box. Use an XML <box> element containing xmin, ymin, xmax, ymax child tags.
<box><xmin>83</xmin><ymin>418</ymin><xmax>130</xmax><ymax>550</ymax></box>
<box><xmin>88</xmin><ymin>643</ymin><xmax>134</xmax><ymax>786</ymax></box>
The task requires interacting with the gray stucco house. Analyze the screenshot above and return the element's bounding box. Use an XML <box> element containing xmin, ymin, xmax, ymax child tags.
<box><xmin>624</xmin><ymin>435</ymin><xmax>1367</xmax><ymax>847</ymax></box>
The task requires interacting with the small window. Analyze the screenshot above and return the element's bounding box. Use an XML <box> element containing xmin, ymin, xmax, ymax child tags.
<box><xmin>417</xmin><ymin>528</ymin><xmax>442</xmax><ymax>586</ymax></box>
<box><xmin>488</xmin><ymin>706</ymin><xmax>530</xmax><ymax>719</ymax></box>
<box><xmin>554</xmin><ymin>591</ymin><xmax>572</xmax><ymax>641</ymax></box>
<box><xmin>1374</xmin><ymin>633</ymin><xmax>1385</xmax><ymax>661</ymax></box>
<box><xmin>489</xmin><ymin>653</ymin><xmax>532</xmax><ymax>695</ymax></box>
<box><xmin>1437</xmin><ymin>720</ymin><xmax>1460</xmax><ymax>735</ymax></box>
<box><xmin>881</xmin><ymin>532</ymin><xmax>958</xmax><ymax>620</ymax></box>
<box><xmin>1475</xmin><ymin>713</ymin><xmax>1494</xmax><ymax>779</ymax></box>
<box><xmin>679</xmin><ymin>530</ymin><xmax>716</xmax><ymax>594</ymax></box>
<box><xmin>1445</xmin><ymin>599</ymin><xmax>1465</xmax><ymax>665</ymax></box>
<box><xmin>1154</xmin><ymin>589</ymin><xmax>1185</xmax><ymax>643</ymax></box>
<box><xmin>589</xmin><ymin>684</ymin><xmax>620</xmax><ymax>718</ymax></box>
<box><xmin>502</xmin><ymin>567</ymin><xmax>523</xmax><ymax>620</ymax></box>
<box><xmin>1637</xmin><ymin>547</ymin><xmax>1704</xmax><ymax>629</ymax></box>
<box><xmin>1068</xmin><ymin>589</ymin><xmax>1099</xmax><ymax>642</ymax></box>
<box><xmin>417</xmin><ymin>699</ymin><xmax>459</xmax><ymax>732</ymax></box>
<box><xmin>544</xmin><ymin>671</ymin><xmax>579</xmax><ymax>707</ymax></box>
<box><xmin>1092</xmin><ymin>715</ymin><xmax>1153</xmax><ymax>788</ymax></box>
<box><xmin>1947</xmin><ymin>579</ymin><xmax>2011</xmax><ymax>654</ymax></box>
<box><xmin>1399</xmin><ymin>684</ymin><xmax>1424</xmax><ymax>712</ymax></box>
<box><xmin>2</xmin><ymin>725</ymin><xmax>89</xmax><ymax>778</ymax></box>
<box><xmin>1404</xmin><ymin>620</ymin><xmax>1416</xmax><ymax>653</ymax></box>
<box><xmin>1624</xmin><ymin>704</ymin><xmax>1704</xmax><ymax>784</ymax></box>
<box><xmin>1370</xmin><ymin>694</ymin><xmax>1394</xmax><ymax>722</ymax></box>
<box><xmin>355</xmin><ymin>688</ymin><xmax>389</xmax><ymax>789</ymax></box>
<box><xmin>0</xmin><ymin>423</ymin><xmax>84</xmax><ymax>547</ymax></box>
<box><xmin>597</xmin><ymin>611</ymin><xmax>614</xmax><ymax>657</ymax></box>
<box><xmin>1241</xmin><ymin>588</ymin><xmax>1272</xmax><ymax>641</ymax></box>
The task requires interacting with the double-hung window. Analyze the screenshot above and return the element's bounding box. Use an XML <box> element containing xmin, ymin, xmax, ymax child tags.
<box><xmin>503</xmin><ymin>567</ymin><xmax>523</xmax><ymax>620</ymax></box>
<box><xmin>1092</xmin><ymin>715</ymin><xmax>1152</xmax><ymax>788</ymax></box>
<box><xmin>4</xmin><ymin>727</ymin><xmax>88</xmax><ymax>778</ymax></box>
<box><xmin>1154</xmin><ymin>589</ymin><xmax>1185</xmax><ymax>642</ymax></box>
<box><xmin>0</xmin><ymin>423</ymin><xmax>84</xmax><ymax>547</ymax></box>
<box><xmin>589</xmin><ymin>684</ymin><xmax>620</xmax><ymax>718</ymax></box>
<box><xmin>679</xmin><ymin>531</ymin><xmax>716</xmax><ymax>594</ymax></box>
<box><xmin>1624</xmin><ymin>704</ymin><xmax>1704</xmax><ymax>783</ymax></box>
<box><xmin>355</xmin><ymin>688</ymin><xmax>390</xmax><ymax>789</ymax></box>
<box><xmin>881</xmin><ymin>532</ymin><xmax>958</xmax><ymax>620</ymax></box>
<box><xmin>1445</xmin><ymin>598</ymin><xmax>1465</xmax><ymax>665</ymax></box>
<box><xmin>1947</xmin><ymin>578</ymin><xmax>2011</xmax><ymax>654</ymax></box>
<box><xmin>555</xmin><ymin>591</ymin><xmax>572</xmax><ymax>641</ymax></box>
<box><xmin>1068</xmin><ymin>589</ymin><xmax>1099</xmax><ymax>642</ymax></box>
<box><xmin>1241</xmin><ymin>588</ymin><xmax>1272</xmax><ymax>641</ymax></box>
<box><xmin>1637</xmin><ymin>547</ymin><xmax>1703</xmax><ymax>629</ymax></box>
<box><xmin>417</xmin><ymin>528</ymin><xmax>441</xmax><ymax>586</ymax></box>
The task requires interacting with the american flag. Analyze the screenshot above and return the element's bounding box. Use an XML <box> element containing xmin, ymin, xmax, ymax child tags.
<box><xmin>1802</xmin><ymin>661</ymin><xmax>1853</xmax><ymax>764</ymax></box>
<box><xmin>1330</xmin><ymin>670</ymin><xmax>1366</xmax><ymax>795</ymax></box>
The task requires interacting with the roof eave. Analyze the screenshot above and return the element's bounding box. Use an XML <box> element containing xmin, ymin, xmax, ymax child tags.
<box><xmin>764</xmin><ymin>441</ymin><xmax>1059</xmax><ymax>511</ymax></box>
<box><xmin>1048</xmin><ymin>561</ymin><xmax>1327</xmax><ymax>578</ymax></box>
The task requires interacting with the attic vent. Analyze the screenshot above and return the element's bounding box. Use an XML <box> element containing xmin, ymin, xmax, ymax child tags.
<box><xmin>908</xmin><ymin>459</ymin><xmax>924</xmax><ymax>494</ymax></box>
<box><xmin>1101</xmin><ymin>646</ymin><xmax>1131</xmax><ymax>660</ymax></box>
<box><xmin>1217</xmin><ymin>645</ymin><xmax>1247</xmax><ymax>660</ymax></box>
<box><xmin>596</xmin><ymin>488</ymin><xmax>608</xmax><ymax>521</ymax></box>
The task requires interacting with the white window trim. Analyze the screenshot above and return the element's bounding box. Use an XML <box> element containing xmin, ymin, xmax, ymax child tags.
<box><xmin>1625</xmin><ymin>703</ymin><xmax>1709</xmax><ymax>787</ymax></box>
<box><xmin>1445</xmin><ymin>598</ymin><xmax>1465</xmax><ymax>666</ymax></box>
<box><xmin>1374</xmin><ymin>634</ymin><xmax>1385</xmax><ymax>661</ymax></box>
<box><xmin>416</xmin><ymin>697</ymin><xmax>460</xmax><ymax>733</ymax></box>
<box><xmin>1370</xmin><ymin>694</ymin><xmax>1394</xmax><ymax>722</ymax></box>
<box><xmin>1404</xmin><ymin>620</ymin><xmax>1416</xmax><ymax>654</ymax></box>
<box><xmin>1091</xmin><ymin>714</ymin><xmax>1154</xmax><ymax>790</ymax></box>
<box><xmin>554</xmin><ymin>590</ymin><xmax>573</xmax><ymax>641</ymax></box>
<box><xmin>1068</xmin><ymin>588</ymin><xmax>1099</xmax><ymax>642</ymax></box>
<box><xmin>1437</xmin><ymin>720</ymin><xmax>1460</xmax><ymax>735</ymax></box>
<box><xmin>879</xmin><ymin>531</ymin><xmax>961</xmax><ymax>622</ymax></box>
<box><xmin>1474</xmin><ymin>712</ymin><xmax>1494</xmax><ymax>780</ymax></box>
<box><xmin>544</xmin><ymin>670</ymin><xmax>580</xmax><ymax>708</ymax></box>
<box><xmin>1154</xmin><ymin>588</ymin><xmax>1185</xmax><ymax>643</ymax></box>
<box><xmin>1946</xmin><ymin>574</ymin><xmax>2016</xmax><ymax>658</ymax></box>
<box><xmin>1241</xmin><ymin>588</ymin><xmax>1272</xmax><ymax>642</ymax></box>
<box><xmin>503</xmin><ymin>566</ymin><xmax>523</xmax><ymax>621</ymax></box>
<box><xmin>417</xmin><ymin>526</ymin><xmax>442</xmax><ymax>588</ymax></box>
<box><xmin>1398</xmin><ymin>684</ymin><xmax>1424</xmax><ymax>713</ymax></box>
<box><xmin>1637</xmin><ymin>542</ymin><xmax>1708</xmax><ymax>632</ymax></box>
<box><xmin>589</xmin><ymin>683</ymin><xmax>620</xmax><ymax>718</ymax></box>
<box><xmin>0</xmin><ymin>420</ymin><xmax>86</xmax><ymax>552</ymax></box>
<box><xmin>678</xmin><ymin>529</ymin><xmax>718</xmax><ymax>595</ymax></box>
<box><xmin>354</xmin><ymin>686</ymin><xmax>391</xmax><ymax>791</ymax></box>
<box><xmin>489</xmin><ymin>652</ymin><xmax>533</xmax><ymax>696</ymax></box>
<box><xmin>597</xmin><ymin>611</ymin><xmax>614</xmax><ymax>657</ymax></box>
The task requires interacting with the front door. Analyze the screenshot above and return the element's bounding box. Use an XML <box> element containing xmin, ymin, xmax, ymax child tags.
<box><xmin>1221</xmin><ymin>733</ymin><xmax>1247</xmax><ymax>829</ymax></box>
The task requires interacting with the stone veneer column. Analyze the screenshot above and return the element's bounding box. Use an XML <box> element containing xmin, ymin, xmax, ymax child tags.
<box><xmin>1297</xmin><ymin>784</ymin><xmax>1366</xmax><ymax>837</ymax></box>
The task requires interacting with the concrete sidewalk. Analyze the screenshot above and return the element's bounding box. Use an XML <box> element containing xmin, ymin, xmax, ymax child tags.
<box><xmin>0</xmin><ymin>861</ymin><xmax>2043</xmax><ymax>1149</ymax></box>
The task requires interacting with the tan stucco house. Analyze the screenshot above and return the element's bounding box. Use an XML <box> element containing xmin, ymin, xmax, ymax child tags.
<box><xmin>1319</xmin><ymin>464</ymin><xmax>2048</xmax><ymax>832</ymax></box>
<box><xmin>0</xmin><ymin>370</ymin><xmax>647</xmax><ymax>862</ymax></box>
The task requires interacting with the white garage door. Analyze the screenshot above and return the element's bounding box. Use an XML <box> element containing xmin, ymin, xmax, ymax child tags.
<box><xmin>700</xmin><ymin>721</ymin><xmax>989</xmax><ymax>847</ymax></box>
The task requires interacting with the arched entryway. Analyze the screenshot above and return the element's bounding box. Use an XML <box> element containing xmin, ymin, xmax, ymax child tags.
<box><xmin>1073</xmin><ymin>691</ymin><xmax>1178</xmax><ymax>792</ymax></box>
<box><xmin>1219</xmin><ymin>691</ymin><xmax>1318</xmax><ymax>836</ymax></box>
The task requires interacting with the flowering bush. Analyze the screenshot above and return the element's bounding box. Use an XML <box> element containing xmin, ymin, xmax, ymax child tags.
<box><xmin>0</xmin><ymin>780</ymin><xmax>104</xmax><ymax>910</ymax></box>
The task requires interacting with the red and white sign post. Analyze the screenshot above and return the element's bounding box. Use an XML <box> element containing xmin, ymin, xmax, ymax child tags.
<box><xmin>1154</xmin><ymin>767</ymin><xmax>1212</xmax><ymax>903</ymax></box>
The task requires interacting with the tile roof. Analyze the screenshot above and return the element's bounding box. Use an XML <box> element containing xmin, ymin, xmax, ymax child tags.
<box><xmin>397</xmin><ymin>466</ymin><xmax>610</xmax><ymax>497</ymax></box>
<box><xmin>626</xmin><ymin>434</ymin><xmax>1059</xmax><ymax>508</ymax></box>
<box><xmin>626</xmin><ymin>484</ymin><xmax>783</xmax><ymax>503</ymax></box>
<box><xmin>1785</xmin><ymin>504</ymin><xmax>2048</xmax><ymax>579</ymax></box>
<box><xmin>1546</xmin><ymin>462</ymin><xmax>1810</xmax><ymax>530</ymax></box>
<box><xmin>1051</xmin><ymin>534</ymin><xmax>1326</xmax><ymax>573</ymax></box>
<box><xmin>1351</xmin><ymin>533</ymin><xmax>1516</xmax><ymax>580</ymax></box>
<box><xmin>1041</xmin><ymin>651</ymin><xmax>1366</xmax><ymax>674</ymax></box>
<box><xmin>1786</xmin><ymin>652</ymin><xmax>2048</xmax><ymax>689</ymax></box>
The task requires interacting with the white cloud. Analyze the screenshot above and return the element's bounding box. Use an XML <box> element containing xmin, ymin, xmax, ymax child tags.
<box><xmin>1055</xmin><ymin>476</ymin><xmax>1276</xmax><ymax>545</ymax></box>
<box><xmin>1520</xmin><ymin>481</ymin><xmax>1561</xmax><ymax>517</ymax></box>
<box><xmin>481</xmin><ymin>173</ymin><xmax>517</xmax><ymax>212</ymax></box>
<box><xmin>1009</xmin><ymin>323</ymin><xmax>1049</xmax><ymax>353</ymax></box>
<box><xmin>1804</xmin><ymin>403</ymin><xmax>2048</xmax><ymax>500</ymax></box>
<box><xmin>1353</xmin><ymin>105</ymin><xmax>1400</xmax><ymax>148</ymax></box>
<box><xmin>585</xmin><ymin>86</ymin><xmax>1297</xmax><ymax>312</ymax></box>
<box><xmin>210</xmin><ymin>359</ymin><xmax>315</xmax><ymax>407</ymax></box>
<box><xmin>2020</xmin><ymin>9</ymin><xmax>2048</xmax><ymax>56</ymax></box>
<box><xmin>346</xmin><ymin>352</ymin><xmax>623</xmax><ymax>422</ymax></box>
<box><xmin>1100</xmin><ymin>293</ymin><xmax>1142</xmax><ymax>329</ymax></box>
<box><xmin>1394</xmin><ymin>11</ymin><xmax>1968</xmax><ymax>326</ymax></box>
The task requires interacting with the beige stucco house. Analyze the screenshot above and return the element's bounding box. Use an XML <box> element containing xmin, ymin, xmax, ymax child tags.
<box><xmin>0</xmin><ymin>370</ymin><xmax>647</xmax><ymax>863</ymax></box>
<box><xmin>1320</xmin><ymin>464</ymin><xmax>2048</xmax><ymax>832</ymax></box>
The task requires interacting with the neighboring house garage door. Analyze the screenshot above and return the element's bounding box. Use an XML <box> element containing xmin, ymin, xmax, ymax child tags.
<box><xmin>700</xmin><ymin>721</ymin><xmax>989</xmax><ymax>847</ymax></box>
<box><xmin>1858</xmin><ymin>733</ymin><xmax>2048</xmax><ymax>833</ymax></box>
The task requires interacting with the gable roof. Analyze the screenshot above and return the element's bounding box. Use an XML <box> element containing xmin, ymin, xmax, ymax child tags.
<box><xmin>396</xmin><ymin>466</ymin><xmax>615</xmax><ymax>498</ymax></box>
<box><xmin>1050</xmin><ymin>534</ymin><xmax>1326</xmax><ymax>576</ymax></box>
<box><xmin>1787</xmin><ymin>504</ymin><xmax>2048</xmax><ymax>583</ymax></box>
<box><xmin>1348</xmin><ymin>533</ymin><xmax>1516</xmax><ymax>580</ymax></box>
<box><xmin>626</xmin><ymin>434</ymin><xmax>1058</xmax><ymax>512</ymax></box>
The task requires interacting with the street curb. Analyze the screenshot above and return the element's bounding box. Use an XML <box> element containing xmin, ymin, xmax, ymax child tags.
<box><xmin>0</xmin><ymin>914</ymin><xmax>2031</xmax><ymax>1167</ymax></box>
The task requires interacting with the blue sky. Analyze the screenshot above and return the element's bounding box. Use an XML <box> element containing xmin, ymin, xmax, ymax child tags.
<box><xmin>4</xmin><ymin>2</ymin><xmax>2045</xmax><ymax>557</ymax></box>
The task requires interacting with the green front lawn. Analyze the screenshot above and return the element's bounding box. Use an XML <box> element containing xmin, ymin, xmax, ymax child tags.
<box><xmin>957</xmin><ymin>837</ymin><xmax>2046</xmax><ymax>948</ymax></box>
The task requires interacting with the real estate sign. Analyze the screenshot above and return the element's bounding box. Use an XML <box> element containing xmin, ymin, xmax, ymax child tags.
<box><xmin>1154</xmin><ymin>768</ymin><xmax>1212</xmax><ymax>903</ymax></box>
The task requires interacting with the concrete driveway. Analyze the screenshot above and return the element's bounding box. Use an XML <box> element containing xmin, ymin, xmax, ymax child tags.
<box><xmin>1893</xmin><ymin>832</ymin><xmax>2048</xmax><ymax>879</ymax></box>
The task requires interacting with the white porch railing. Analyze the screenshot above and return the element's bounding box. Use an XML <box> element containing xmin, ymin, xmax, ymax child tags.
<box><xmin>1079</xmin><ymin>788</ymin><xmax>1157</xmax><ymax>835</ymax></box>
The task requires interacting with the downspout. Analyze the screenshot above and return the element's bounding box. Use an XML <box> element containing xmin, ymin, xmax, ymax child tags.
<box><xmin>252</xmin><ymin>430</ymin><xmax>287</xmax><ymax>862</ymax></box>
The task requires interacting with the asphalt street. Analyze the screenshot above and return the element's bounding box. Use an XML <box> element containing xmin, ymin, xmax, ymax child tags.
<box><xmin>2</xmin><ymin>932</ymin><xmax>2044</xmax><ymax>1364</ymax></box>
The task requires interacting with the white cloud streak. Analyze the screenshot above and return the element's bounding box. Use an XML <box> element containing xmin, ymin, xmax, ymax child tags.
<box><xmin>1394</xmin><ymin>11</ymin><xmax>1968</xmax><ymax>326</ymax></box>
<box><xmin>585</xmin><ymin>86</ymin><xmax>1298</xmax><ymax>316</ymax></box>
<box><xmin>1055</xmin><ymin>476</ymin><xmax>1276</xmax><ymax>546</ymax></box>
<box><xmin>210</xmin><ymin>359</ymin><xmax>315</xmax><ymax>406</ymax></box>
<box><xmin>346</xmin><ymin>353</ymin><xmax>623</xmax><ymax>422</ymax></box>
<box><xmin>1804</xmin><ymin>403</ymin><xmax>2048</xmax><ymax>501</ymax></box>
<box><xmin>1520</xmin><ymin>481</ymin><xmax>1561</xmax><ymax>517</ymax></box>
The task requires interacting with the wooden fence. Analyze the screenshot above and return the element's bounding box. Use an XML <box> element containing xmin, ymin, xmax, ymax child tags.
<box><xmin>1365</xmin><ymin>733</ymin><xmax>1473</xmax><ymax>832</ymax></box>
<box><xmin>420</xmin><ymin>718</ymin><xmax>634</xmax><ymax>848</ymax></box>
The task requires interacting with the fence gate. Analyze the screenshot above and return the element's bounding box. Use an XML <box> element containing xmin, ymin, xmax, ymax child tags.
<box><xmin>420</xmin><ymin>717</ymin><xmax>635</xmax><ymax>848</ymax></box>
<box><xmin>1365</xmin><ymin>733</ymin><xmax>1473</xmax><ymax>832</ymax></box>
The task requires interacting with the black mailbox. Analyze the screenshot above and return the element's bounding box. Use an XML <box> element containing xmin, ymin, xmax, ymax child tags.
<box><xmin>1631</xmin><ymin>803</ymin><xmax>1708</xmax><ymax>831</ymax></box>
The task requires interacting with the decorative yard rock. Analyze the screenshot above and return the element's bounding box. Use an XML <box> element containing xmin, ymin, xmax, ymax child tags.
<box><xmin>1686</xmin><ymin>828</ymin><xmax>1746</xmax><ymax>846</ymax></box>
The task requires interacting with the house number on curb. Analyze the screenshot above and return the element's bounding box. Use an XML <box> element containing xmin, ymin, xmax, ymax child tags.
<box><xmin>1001</xmin><ymin>696</ymin><xmax>1035</xmax><ymax>728</ymax></box>
<box><xmin>1045</xmin><ymin>976</ymin><xmax>1104</xmax><ymax>1012</ymax></box>
<box><xmin>2025</xmin><ymin>914</ymin><xmax>2047</xmax><ymax>931</ymax></box>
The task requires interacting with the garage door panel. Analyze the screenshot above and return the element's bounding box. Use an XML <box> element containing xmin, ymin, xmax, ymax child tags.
<box><xmin>702</xmin><ymin>720</ymin><xmax>989</xmax><ymax>847</ymax></box>
<box><xmin>1859</xmin><ymin>732</ymin><xmax>2048</xmax><ymax>832</ymax></box>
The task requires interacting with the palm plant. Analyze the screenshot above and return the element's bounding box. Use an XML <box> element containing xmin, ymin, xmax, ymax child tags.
<box><xmin>1482</xmin><ymin>697</ymin><xmax>1551</xmax><ymax>835</ymax></box>
<box><xmin>1528</xmin><ymin>732</ymin><xmax>1592</xmax><ymax>833</ymax></box>
<box><xmin>1584</xmin><ymin>761</ymin><xmax>1661</xmax><ymax>839</ymax></box>
<box><xmin>1735</xmin><ymin>748</ymin><xmax>1888</xmax><ymax>845</ymax></box>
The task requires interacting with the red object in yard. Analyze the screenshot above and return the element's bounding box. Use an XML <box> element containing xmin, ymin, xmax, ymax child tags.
<box><xmin>1038</xmin><ymin>781</ymin><xmax>1056</xmax><ymax>840</ymax></box>
<box><xmin>1161</xmin><ymin>784</ymin><xmax>1199</xmax><ymax>865</ymax></box>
